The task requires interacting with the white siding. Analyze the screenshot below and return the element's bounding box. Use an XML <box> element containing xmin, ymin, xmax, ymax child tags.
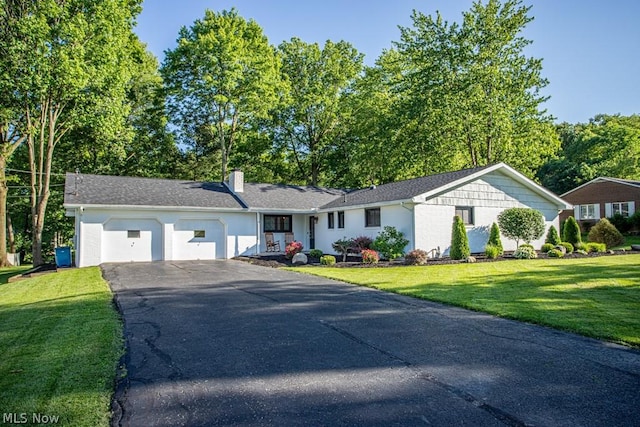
<box><xmin>415</xmin><ymin>171</ymin><xmax>561</xmax><ymax>254</ymax></box>
<box><xmin>75</xmin><ymin>208</ymin><xmax>257</xmax><ymax>267</ymax></box>
<box><xmin>315</xmin><ymin>204</ymin><xmax>413</xmax><ymax>255</ymax></box>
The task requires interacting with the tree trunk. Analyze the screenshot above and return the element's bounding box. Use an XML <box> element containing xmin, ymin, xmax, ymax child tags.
<box><xmin>7</xmin><ymin>213</ymin><xmax>15</xmax><ymax>254</ymax></box>
<box><xmin>0</xmin><ymin>157</ymin><xmax>11</xmax><ymax>267</ymax></box>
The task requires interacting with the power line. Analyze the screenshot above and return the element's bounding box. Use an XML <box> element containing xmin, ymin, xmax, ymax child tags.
<box><xmin>4</xmin><ymin>168</ymin><xmax>69</xmax><ymax>177</ymax></box>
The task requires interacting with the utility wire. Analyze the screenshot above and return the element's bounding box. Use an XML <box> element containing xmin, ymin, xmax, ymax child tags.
<box><xmin>4</xmin><ymin>168</ymin><xmax>69</xmax><ymax>177</ymax></box>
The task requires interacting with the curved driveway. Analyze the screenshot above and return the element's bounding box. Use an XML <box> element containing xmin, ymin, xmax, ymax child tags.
<box><xmin>103</xmin><ymin>260</ymin><xmax>640</xmax><ymax>426</ymax></box>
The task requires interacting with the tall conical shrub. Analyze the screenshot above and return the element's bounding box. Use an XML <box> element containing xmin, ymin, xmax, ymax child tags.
<box><xmin>562</xmin><ymin>216</ymin><xmax>582</xmax><ymax>246</ymax></box>
<box><xmin>487</xmin><ymin>222</ymin><xmax>503</xmax><ymax>255</ymax></box>
<box><xmin>450</xmin><ymin>215</ymin><xmax>470</xmax><ymax>260</ymax></box>
<box><xmin>545</xmin><ymin>225</ymin><xmax>561</xmax><ymax>245</ymax></box>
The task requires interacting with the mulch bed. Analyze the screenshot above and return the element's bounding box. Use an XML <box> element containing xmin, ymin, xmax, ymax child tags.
<box><xmin>233</xmin><ymin>249</ymin><xmax>636</xmax><ymax>269</ymax></box>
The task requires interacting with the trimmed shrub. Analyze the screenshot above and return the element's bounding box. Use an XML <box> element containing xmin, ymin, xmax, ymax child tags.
<box><xmin>547</xmin><ymin>248</ymin><xmax>564</xmax><ymax>258</ymax></box>
<box><xmin>588</xmin><ymin>218</ymin><xmax>624</xmax><ymax>248</ymax></box>
<box><xmin>562</xmin><ymin>216</ymin><xmax>582</xmax><ymax>246</ymax></box>
<box><xmin>573</xmin><ymin>241</ymin><xmax>586</xmax><ymax>251</ymax></box>
<box><xmin>309</xmin><ymin>249</ymin><xmax>323</xmax><ymax>258</ymax></box>
<box><xmin>609</xmin><ymin>213</ymin><xmax>632</xmax><ymax>234</ymax></box>
<box><xmin>558</xmin><ymin>242</ymin><xmax>574</xmax><ymax>253</ymax></box>
<box><xmin>498</xmin><ymin>208</ymin><xmax>545</xmax><ymax>246</ymax></box>
<box><xmin>332</xmin><ymin>237</ymin><xmax>354</xmax><ymax>262</ymax></box>
<box><xmin>372</xmin><ymin>226</ymin><xmax>409</xmax><ymax>260</ymax></box>
<box><xmin>285</xmin><ymin>241</ymin><xmax>304</xmax><ymax>259</ymax></box>
<box><xmin>519</xmin><ymin>244</ymin><xmax>534</xmax><ymax>250</ymax></box>
<box><xmin>585</xmin><ymin>242</ymin><xmax>607</xmax><ymax>253</ymax></box>
<box><xmin>541</xmin><ymin>243</ymin><xmax>555</xmax><ymax>253</ymax></box>
<box><xmin>361</xmin><ymin>249</ymin><xmax>379</xmax><ymax>264</ymax></box>
<box><xmin>320</xmin><ymin>255</ymin><xmax>336</xmax><ymax>265</ymax></box>
<box><xmin>405</xmin><ymin>249</ymin><xmax>428</xmax><ymax>265</ymax></box>
<box><xmin>485</xmin><ymin>244</ymin><xmax>501</xmax><ymax>259</ymax></box>
<box><xmin>450</xmin><ymin>215</ymin><xmax>470</xmax><ymax>260</ymax></box>
<box><xmin>352</xmin><ymin>236</ymin><xmax>373</xmax><ymax>252</ymax></box>
<box><xmin>545</xmin><ymin>225</ymin><xmax>561</xmax><ymax>245</ymax></box>
<box><xmin>513</xmin><ymin>245</ymin><xmax>538</xmax><ymax>259</ymax></box>
<box><xmin>487</xmin><ymin>222</ymin><xmax>504</xmax><ymax>255</ymax></box>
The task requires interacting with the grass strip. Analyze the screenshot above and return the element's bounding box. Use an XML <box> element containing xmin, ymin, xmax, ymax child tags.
<box><xmin>289</xmin><ymin>254</ymin><xmax>640</xmax><ymax>347</ymax></box>
<box><xmin>0</xmin><ymin>267</ymin><xmax>122</xmax><ymax>426</ymax></box>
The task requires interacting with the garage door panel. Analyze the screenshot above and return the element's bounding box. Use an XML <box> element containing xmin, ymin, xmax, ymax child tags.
<box><xmin>173</xmin><ymin>219</ymin><xmax>224</xmax><ymax>260</ymax></box>
<box><xmin>103</xmin><ymin>219</ymin><xmax>162</xmax><ymax>263</ymax></box>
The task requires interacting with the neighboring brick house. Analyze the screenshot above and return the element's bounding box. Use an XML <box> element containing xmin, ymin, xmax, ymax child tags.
<box><xmin>560</xmin><ymin>177</ymin><xmax>640</xmax><ymax>230</ymax></box>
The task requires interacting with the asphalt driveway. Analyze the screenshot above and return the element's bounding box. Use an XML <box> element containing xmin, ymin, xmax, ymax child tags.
<box><xmin>103</xmin><ymin>260</ymin><xmax>640</xmax><ymax>426</ymax></box>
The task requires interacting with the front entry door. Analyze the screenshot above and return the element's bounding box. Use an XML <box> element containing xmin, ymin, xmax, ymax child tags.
<box><xmin>308</xmin><ymin>216</ymin><xmax>316</xmax><ymax>249</ymax></box>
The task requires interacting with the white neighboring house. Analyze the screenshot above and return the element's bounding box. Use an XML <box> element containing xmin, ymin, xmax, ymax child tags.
<box><xmin>64</xmin><ymin>163</ymin><xmax>571</xmax><ymax>267</ymax></box>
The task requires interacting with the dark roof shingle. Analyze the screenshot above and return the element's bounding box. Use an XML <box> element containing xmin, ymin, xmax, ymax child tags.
<box><xmin>239</xmin><ymin>183</ymin><xmax>344</xmax><ymax>210</ymax></box>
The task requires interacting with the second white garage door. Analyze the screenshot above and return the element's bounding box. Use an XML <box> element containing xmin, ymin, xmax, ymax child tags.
<box><xmin>172</xmin><ymin>219</ymin><xmax>225</xmax><ymax>261</ymax></box>
<box><xmin>102</xmin><ymin>218</ymin><xmax>163</xmax><ymax>263</ymax></box>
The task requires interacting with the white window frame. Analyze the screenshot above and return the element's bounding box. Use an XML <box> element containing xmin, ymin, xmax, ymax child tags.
<box><xmin>578</xmin><ymin>204</ymin><xmax>598</xmax><ymax>220</ymax></box>
<box><xmin>611</xmin><ymin>202</ymin><xmax>630</xmax><ymax>217</ymax></box>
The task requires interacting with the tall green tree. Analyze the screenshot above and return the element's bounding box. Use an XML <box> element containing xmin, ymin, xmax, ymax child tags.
<box><xmin>395</xmin><ymin>0</ymin><xmax>558</xmax><ymax>176</ymax></box>
<box><xmin>162</xmin><ymin>8</ymin><xmax>282</xmax><ymax>182</ymax></box>
<box><xmin>6</xmin><ymin>0</ymin><xmax>142</xmax><ymax>265</ymax></box>
<box><xmin>271</xmin><ymin>38</ymin><xmax>363</xmax><ymax>186</ymax></box>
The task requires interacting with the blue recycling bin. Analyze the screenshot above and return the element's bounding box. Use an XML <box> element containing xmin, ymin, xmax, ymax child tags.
<box><xmin>55</xmin><ymin>246</ymin><xmax>72</xmax><ymax>268</ymax></box>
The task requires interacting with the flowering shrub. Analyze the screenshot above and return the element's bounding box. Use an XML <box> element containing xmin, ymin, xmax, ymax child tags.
<box><xmin>361</xmin><ymin>249</ymin><xmax>379</xmax><ymax>264</ymax></box>
<box><xmin>285</xmin><ymin>241</ymin><xmax>303</xmax><ymax>259</ymax></box>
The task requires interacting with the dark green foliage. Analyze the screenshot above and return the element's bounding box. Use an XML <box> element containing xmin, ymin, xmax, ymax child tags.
<box><xmin>632</xmin><ymin>211</ymin><xmax>640</xmax><ymax>228</ymax></box>
<box><xmin>498</xmin><ymin>208</ymin><xmax>545</xmax><ymax>246</ymax></box>
<box><xmin>332</xmin><ymin>237</ymin><xmax>354</xmax><ymax>262</ymax></box>
<box><xmin>588</xmin><ymin>218</ymin><xmax>624</xmax><ymax>249</ymax></box>
<box><xmin>450</xmin><ymin>216</ymin><xmax>470</xmax><ymax>260</ymax></box>
<box><xmin>405</xmin><ymin>249</ymin><xmax>428</xmax><ymax>265</ymax></box>
<box><xmin>545</xmin><ymin>225</ymin><xmax>561</xmax><ymax>245</ymax></box>
<box><xmin>485</xmin><ymin>244</ymin><xmax>501</xmax><ymax>259</ymax></box>
<box><xmin>372</xmin><ymin>226</ymin><xmax>409</xmax><ymax>260</ymax></box>
<box><xmin>608</xmin><ymin>213</ymin><xmax>633</xmax><ymax>234</ymax></box>
<box><xmin>559</xmin><ymin>242</ymin><xmax>574</xmax><ymax>253</ymax></box>
<box><xmin>487</xmin><ymin>222</ymin><xmax>503</xmax><ymax>255</ymax></box>
<box><xmin>541</xmin><ymin>243</ymin><xmax>555</xmax><ymax>253</ymax></box>
<box><xmin>562</xmin><ymin>217</ymin><xmax>582</xmax><ymax>246</ymax></box>
<box><xmin>309</xmin><ymin>249</ymin><xmax>323</xmax><ymax>258</ymax></box>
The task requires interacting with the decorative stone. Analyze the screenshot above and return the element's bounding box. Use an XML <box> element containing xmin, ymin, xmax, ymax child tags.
<box><xmin>465</xmin><ymin>256</ymin><xmax>476</xmax><ymax>263</ymax></box>
<box><xmin>292</xmin><ymin>253</ymin><xmax>308</xmax><ymax>265</ymax></box>
<box><xmin>554</xmin><ymin>245</ymin><xmax>567</xmax><ymax>254</ymax></box>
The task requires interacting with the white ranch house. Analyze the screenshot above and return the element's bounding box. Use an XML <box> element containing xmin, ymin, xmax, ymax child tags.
<box><xmin>64</xmin><ymin>163</ymin><xmax>571</xmax><ymax>267</ymax></box>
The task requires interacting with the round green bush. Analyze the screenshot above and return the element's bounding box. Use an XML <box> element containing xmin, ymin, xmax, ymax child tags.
<box><xmin>541</xmin><ymin>243</ymin><xmax>555</xmax><ymax>253</ymax></box>
<box><xmin>485</xmin><ymin>244</ymin><xmax>501</xmax><ymax>259</ymax></box>
<box><xmin>587</xmin><ymin>218</ymin><xmax>624</xmax><ymax>249</ymax></box>
<box><xmin>547</xmin><ymin>248</ymin><xmax>564</xmax><ymax>258</ymax></box>
<box><xmin>558</xmin><ymin>242</ymin><xmax>574</xmax><ymax>253</ymax></box>
<box><xmin>309</xmin><ymin>249</ymin><xmax>323</xmax><ymax>258</ymax></box>
<box><xmin>513</xmin><ymin>245</ymin><xmax>538</xmax><ymax>259</ymax></box>
<box><xmin>585</xmin><ymin>242</ymin><xmax>606</xmax><ymax>253</ymax></box>
<box><xmin>320</xmin><ymin>255</ymin><xmax>336</xmax><ymax>265</ymax></box>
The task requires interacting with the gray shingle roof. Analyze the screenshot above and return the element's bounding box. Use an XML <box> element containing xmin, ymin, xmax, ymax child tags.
<box><xmin>321</xmin><ymin>164</ymin><xmax>495</xmax><ymax>209</ymax></box>
<box><xmin>64</xmin><ymin>173</ymin><xmax>245</xmax><ymax>209</ymax></box>
<box><xmin>239</xmin><ymin>183</ymin><xmax>345</xmax><ymax>211</ymax></box>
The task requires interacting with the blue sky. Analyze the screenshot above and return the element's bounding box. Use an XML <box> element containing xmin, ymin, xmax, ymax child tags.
<box><xmin>135</xmin><ymin>0</ymin><xmax>640</xmax><ymax>124</ymax></box>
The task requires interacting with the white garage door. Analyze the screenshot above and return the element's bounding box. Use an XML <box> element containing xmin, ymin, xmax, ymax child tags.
<box><xmin>172</xmin><ymin>219</ymin><xmax>225</xmax><ymax>261</ymax></box>
<box><xmin>102</xmin><ymin>218</ymin><xmax>163</xmax><ymax>263</ymax></box>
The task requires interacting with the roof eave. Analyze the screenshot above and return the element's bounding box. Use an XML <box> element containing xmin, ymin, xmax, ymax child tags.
<box><xmin>63</xmin><ymin>203</ymin><xmax>249</xmax><ymax>212</ymax></box>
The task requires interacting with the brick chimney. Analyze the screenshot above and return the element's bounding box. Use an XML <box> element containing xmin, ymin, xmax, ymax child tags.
<box><xmin>229</xmin><ymin>169</ymin><xmax>244</xmax><ymax>193</ymax></box>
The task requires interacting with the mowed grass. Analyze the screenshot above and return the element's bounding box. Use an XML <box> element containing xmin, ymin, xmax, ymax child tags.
<box><xmin>0</xmin><ymin>267</ymin><xmax>122</xmax><ymax>426</ymax></box>
<box><xmin>290</xmin><ymin>254</ymin><xmax>640</xmax><ymax>347</ymax></box>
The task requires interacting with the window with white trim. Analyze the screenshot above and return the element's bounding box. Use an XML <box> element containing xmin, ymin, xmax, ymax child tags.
<box><xmin>579</xmin><ymin>204</ymin><xmax>597</xmax><ymax>220</ymax></box>
<box><xmin>365</xmin><ymin>208</ymin><xmax>380</xmax><ymax>227</ymax></box>
<box><xmin>455</xmin><ymin>206</ymin><xmax>474</xmax><ymax>225</ymax></box>
<box><xmin>337</xmin><ymin>211</ymin><xmax>345</xmax><ymax>229</ymax></box>
<box><xmin>328</xmin><ymin>212</ymin><xmax>335</xmax><ymax>229</ymax></box>
<box><xmin>612</xmin><ymin>202</ymin><xmax>630</xmax><ymax>217</ymax></box>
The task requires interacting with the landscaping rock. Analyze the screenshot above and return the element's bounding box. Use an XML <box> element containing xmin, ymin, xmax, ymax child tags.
<box><xmin>554</xmin><ymin>245</ymin><xmax>567</xmax><ymax>254</ymax></box>
<box><xmin>292</xmin><ymin>253</ymin><xmax>308</xmax><ymax>265</ymax></box>
<box><xmin>631</xmin><ymin>244</ymin><xmax>640</xmax><ymax>251</ymax></box>
<box><xmin>465</xmin><ymin>256</ymin><xmax>477</xmax><ymax>263</ymax></box>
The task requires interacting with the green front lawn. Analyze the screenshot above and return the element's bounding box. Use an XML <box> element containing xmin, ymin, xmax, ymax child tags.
<box><xmin>0</xmin><ymin>267</ymin><xmax>122</xmax><ymax>426</ymax></box>
<box><xmin>290</xmin><ymin>255</ymin><xmax>640</xmax><ymax>347</ymax></box>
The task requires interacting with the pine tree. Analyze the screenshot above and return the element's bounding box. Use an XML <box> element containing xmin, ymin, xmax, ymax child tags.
<box><xmin>562</xmin><ymin>217</ymin><xmax>582</xmax><ymax>245</ymax></box>
<box><xmin>487</xmin><ymin>222</ymin><xmax>503</xmax><ymax>255</ymax></box>
<box><xmin>545</xmin><ymin>225</ymin><xmax>561</xmax><ymax>245</ymax></box>
<box><xmin>450</xmin><ymin>216</ymin><xmax>470</xmax><ymax>260</ymax></box>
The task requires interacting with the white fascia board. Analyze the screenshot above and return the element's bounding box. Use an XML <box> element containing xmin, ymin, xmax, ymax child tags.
<box><xmin>63</xmin><ymin>203</ymin><xmax>248</xmax><ymax>213</ymax></box>
<box><xmin>561</xmin><ymin>177</ymin><xmax>640</xmax><ymax>197</ymax></box>
<box><xmin>316</xmin><ymin>199</ymin><xmax>414</xmax><ymax>213</ymax></box>
<box><xmin>413</xmin><ymin>163</ymin><xmax>573</xmax><ymax>210</ymax></box>
<box><xmin>248</xmin><ymin>208</ymin><xmax>318</xmax><ymax>214</ymax></box>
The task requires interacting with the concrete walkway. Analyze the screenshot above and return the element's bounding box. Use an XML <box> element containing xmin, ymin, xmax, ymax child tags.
<box><xmin>103</xmin><ymin>260</ymin><xmax>640</xmax><ymax>426</ymax></box>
